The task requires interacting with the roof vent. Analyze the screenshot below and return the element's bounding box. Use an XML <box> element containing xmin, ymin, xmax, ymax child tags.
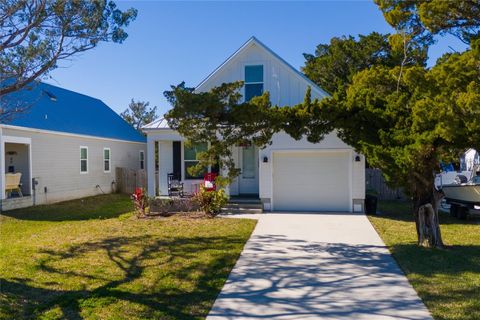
<box><xmin>43</xmin><ymin>90</ymin><xmax>57</xmax><ymax>102</ymax></box>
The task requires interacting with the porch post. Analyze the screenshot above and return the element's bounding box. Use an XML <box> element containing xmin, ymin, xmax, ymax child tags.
<box><xmin>146</xmin><ymin>136</ymin><xmax>156</xmax><ymax>197</ymax></box>
<box><xmin>0</xmin><ymin>127</ymin><xmax>5</xmax><ymax>201</ymax></box>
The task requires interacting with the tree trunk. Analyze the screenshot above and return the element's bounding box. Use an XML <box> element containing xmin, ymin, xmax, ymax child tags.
<box><xmin>412</xmin><ymin>188</ymin><xmax>445</xmax><ymax>249</ymax></box>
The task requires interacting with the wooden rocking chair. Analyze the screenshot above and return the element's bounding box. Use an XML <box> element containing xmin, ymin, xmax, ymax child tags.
<box><xmin>167</xmin><ymin>173</ymin><xmax>184</xmax><ymax>197</ymax></box>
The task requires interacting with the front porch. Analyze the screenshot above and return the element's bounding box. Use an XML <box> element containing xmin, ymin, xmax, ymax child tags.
<box><xmin>146</xmin><ymin>134</ymin><xmax>259</xmax><ymax>199</ymax></box>
<box><xmin>1</xmin><ymin>135</ymin><xmax>33</xmax><ymax>211</ymax></box>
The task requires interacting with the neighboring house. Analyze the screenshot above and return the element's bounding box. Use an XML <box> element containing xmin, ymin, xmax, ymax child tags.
<box><xmin>1</xmin><ymin>82</ymin><xmax>146</xmax><ymax>211</ymax></box>
<box><xmin>143</xmin><ymin>37</ymin><xmax>365</xmax><ymax>212</ymax></box>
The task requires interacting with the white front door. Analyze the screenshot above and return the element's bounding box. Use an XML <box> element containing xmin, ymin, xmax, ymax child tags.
<box><xmin>238</xmin><ymin>145</ymin><xmax>259</xmax><ymax>195</ymax></box>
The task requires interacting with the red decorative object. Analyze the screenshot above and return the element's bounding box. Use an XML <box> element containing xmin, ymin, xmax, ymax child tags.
<box><xmin>204</xmin><ymin>173</ymin><xmax>217</xmax><ymax>191</ymax></box>
<box><xmin>134</xmin><ymin>187</ymin><xmax>143</xmax><ymax>199</ymax></box>
<box><xmin>132</xmin><ymin>187</ymin><xmax>147</xmax><ymax>217</ymax></box>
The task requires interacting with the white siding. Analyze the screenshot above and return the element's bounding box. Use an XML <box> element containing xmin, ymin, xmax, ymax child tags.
<box><xmin>352</xmin><ymin>154</ymin><xmax>366</xmax><ymax>199</ymax></box>
<box><xmin>196</xmin><ymin>42</ymin><xmax>325</xmax><ymax>105</ymax></box>
<box><xmin>2</xmin><ymin>128</ymin><xmax>145</xmax><ymax>205</ymax></box>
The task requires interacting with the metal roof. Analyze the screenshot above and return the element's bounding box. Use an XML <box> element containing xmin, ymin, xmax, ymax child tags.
<box><xmin>142</xmin><ymin>117</ymin><xmax>171</xmax><ymax>130</ymax></box>
<box><xmin>2</xmin><ymin>82</ymin><xmax>146</xmax><ymax>143</ymax></box>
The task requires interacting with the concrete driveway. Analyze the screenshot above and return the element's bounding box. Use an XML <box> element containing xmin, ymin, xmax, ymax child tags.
<box><xmin>208</xmin><ymin>212</ymin><xmax>432</xmax><ymax>320</ymax></box>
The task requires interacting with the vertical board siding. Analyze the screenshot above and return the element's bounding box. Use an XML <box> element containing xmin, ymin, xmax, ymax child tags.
<box><xmin>197</xmin><ymin>43</ymin><xmax>324</xmax><ymax>106</ymax></box>
<box><xmin>366</xmin><ymin>168</ymin><xmax>406</xmax><ymax>200</ymax></box>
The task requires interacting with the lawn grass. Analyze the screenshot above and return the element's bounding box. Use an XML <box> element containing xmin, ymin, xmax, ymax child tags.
<box><xmin>368</xmin><ymin>201</ymin><xmax>480</xmax><ymax>320</ymax></box>
<box><xmin>0</xmin><ymin>194</ymin><xmax>257</xmax><ymax>320</ymax></box>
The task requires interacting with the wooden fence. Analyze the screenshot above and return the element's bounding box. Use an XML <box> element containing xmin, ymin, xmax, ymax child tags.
<box><xmin>115</xmin><ymin>168</ymin><xmax>146</xmax><ymax>194</ymax></box>
<box><xmin>366</xmin><ymin>168</ymin><xmax>406</xmax><ymax>200</ymax></box>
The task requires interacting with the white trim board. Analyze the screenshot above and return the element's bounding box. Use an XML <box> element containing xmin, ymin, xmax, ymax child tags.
<box><xmin>3</xmin><ymin>135</ymin><xmax>32</xmax><ymax>144</ymax></box>
<box><xmin>0</xmin><ymin>124</ymin><xmax>146</xmax><ymax>145</ymax></box>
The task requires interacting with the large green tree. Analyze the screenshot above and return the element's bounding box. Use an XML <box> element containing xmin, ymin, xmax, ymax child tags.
<box><xmin>300</xmin><ymin>1</ymin><xmax>480</xmax><ymax>248</ymax></box>
<box><xmin>303</xmin><ymin>43</ymin><xmax>479</xmax><ymax>247</ymax></box>
<box><xmin>376</xmin><ymin>0</ymin><xmax>480</xmax><ymax>45</ymax></box>
<box><xmin>121</xmin><ymin>99</ymin><xmax>158</xmax><ymax>131</ymax></box>
<box><xmin>1</xmin><ymin>0</ymin><xmax>137</xmax><ymax>120</ymax></box>
<box><xmin>302</xmin><ymin>32</ymin><xmax>427</xmax><ymax>95</ymax></box>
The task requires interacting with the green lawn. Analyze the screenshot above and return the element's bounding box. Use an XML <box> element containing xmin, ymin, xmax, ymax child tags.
<box><xmin>369</xmin><ymin>200</ymin><xmax>480</xmax><ymax>320</ymax></box>
<box><xmin>0</xmin><ymin>194</ymin><xmax>256</xmax><ymax>320</ymax></box>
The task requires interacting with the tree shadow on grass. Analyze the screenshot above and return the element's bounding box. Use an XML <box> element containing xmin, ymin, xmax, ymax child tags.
<box><xmin>0</xmin><ymin>234</ymin><xmax>248</xmax><ymax>320</ymax></box>
<box><xmin>0</xmin><ymin>194</ymin><xmax>133</xmax><ymax>221</ymax></box>
<box><xmin>208</xmin><ymin>234</ymin><xmax>433</xmax><ymax>320</ymax></box>
<box><xmin>388</xmin><ymin>243</ymin><xmax>480</xmax><ymax>320</ymax></box>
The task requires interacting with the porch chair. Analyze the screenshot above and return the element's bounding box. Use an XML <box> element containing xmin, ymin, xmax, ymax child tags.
<box><xmin>204</xmin><ymin>173</ymin><xmax>217</xmax><ymax>191</ymax></box>
<box><xmin>5</xmin><ymin>172</ymin><xmax>23</xmax><ymax>198</ymax></box>
<box><xmin>167</xmin><ymin>173</ymin><xmax>184</xmax><ymax>197</ymax></box>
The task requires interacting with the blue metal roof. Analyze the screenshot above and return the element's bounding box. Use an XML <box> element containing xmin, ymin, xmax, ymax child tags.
<box><xmin>2</xmin><ymin>82</ymin><xmax>146</xmax><ymax>143</ymax></box>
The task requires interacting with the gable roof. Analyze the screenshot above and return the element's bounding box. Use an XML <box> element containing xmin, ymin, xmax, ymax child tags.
<box><xmin>143</xmin><ymin>36</ymin><xmax>330</xmax><ymax>131</ymax></box>
<box><xmin>196</xmin><ymin>36</ymin><xmax>329</xmax><ymax>97</ymax></box>
<box><xmin>2</xmin><ymin>82</ymin><xmax>146</xmax><ymax>143</ymax></box>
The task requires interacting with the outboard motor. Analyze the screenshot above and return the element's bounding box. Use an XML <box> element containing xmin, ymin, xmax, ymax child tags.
<box><xmin>454</xmin><ymin>175</ymin><xmax>468</xmax><ymax>184</ymax></box>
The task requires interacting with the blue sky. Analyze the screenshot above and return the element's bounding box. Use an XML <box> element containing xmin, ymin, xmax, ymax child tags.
<box><xmin>47</xmin><ymin>1</ymin><xmax>468</xmax><ymax>117</ymax></box>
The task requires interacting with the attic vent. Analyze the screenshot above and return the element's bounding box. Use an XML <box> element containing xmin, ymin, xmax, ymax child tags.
<box><xmin>43</xmin><ymin>90</ymin><xmax>57</xmax><ymax>102</ymax></box>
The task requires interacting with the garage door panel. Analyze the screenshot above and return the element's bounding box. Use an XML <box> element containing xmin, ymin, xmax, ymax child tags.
<box><xmin>272</xmin><ymin>152</ymin><xmax>350</xmax><ymax>212</ymax></box>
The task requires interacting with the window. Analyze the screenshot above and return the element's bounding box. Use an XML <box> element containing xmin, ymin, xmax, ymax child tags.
<box><xmin>139</xmin><ymin>151</ymin><xmax>145</xmax><ymax>170</ymax></box>
<box><xmin>103</xmin><ymin>148</ymin><xmax>111</xmax><ymax>173</ymax></box>
<box><xmin>80</xmin><ymin>146</ymin><xmax>88</xmax><ymax>173</ymax></box>
<box><xmin>242</xmin><ymin>145</ymin><xmax>255</xmax><ymax>179</ymax></box>
<box><xmin>244</xmin><ymin>65</ymin><xmax>264</xmax><ymax>101</ymax></box>
<box><xmin>184</xmin><ymin>142</ymin><xmax>208</xmax><ymax>179</ymax></box>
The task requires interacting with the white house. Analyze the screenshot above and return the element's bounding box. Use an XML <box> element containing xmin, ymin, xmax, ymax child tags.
<box><xmin>143</xmin><ymin>37</ymin><xmax>365</xmax><ymax>212</ymax></box>
<box><xmin>1</xmin><ymin>82</ymin><xmax>146</xmax><ymax>211</ymax></box>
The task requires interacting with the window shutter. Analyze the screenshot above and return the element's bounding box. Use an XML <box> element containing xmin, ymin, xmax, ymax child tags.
<box><xmin>173</xmin><ymin>141</ymin><xmax>181</xmax><ymax>179</ymax></box>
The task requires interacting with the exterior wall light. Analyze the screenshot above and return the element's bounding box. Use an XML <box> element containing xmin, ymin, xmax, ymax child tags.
<box><xmin>263</xmin><ymin>156</ymin><xmax>269</xmax><ymax>163</ymax></box>
<box><xmin>355</xmin><ymin>155</ymin><xmax>361</xmax><ymax>162</ymax></box>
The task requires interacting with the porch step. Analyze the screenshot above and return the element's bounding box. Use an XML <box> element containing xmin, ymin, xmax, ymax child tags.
<box><xmin>228</xmin><ymin>198</ymin><xmax>262</xmax><ymax>204</ymax></box>
<box><xmin>224</xmin><ymin>202</ymin><xmax>263</xmax><ymax>209</ymax></box>
<box><xmin>221</xmin><ymin>207</ymin><xmax>263</xmax><ymax>214</ymax></box>
<box><xmin>222</xmin><ymin>199</ymin><xmax>263</xmax><ymax>214</ymax></box>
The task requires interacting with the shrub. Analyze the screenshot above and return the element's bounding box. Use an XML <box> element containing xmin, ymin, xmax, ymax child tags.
<box><xmin>149</xmin><ymin>197</ymin><xmax>199</xmax><ymax>216</ymax></box>
<box><xmin>192</xmin><ymin>186</ymin><xmax>228</xmax><ymax>217</ymax></box>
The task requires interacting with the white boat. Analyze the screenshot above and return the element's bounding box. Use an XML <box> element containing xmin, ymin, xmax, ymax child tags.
<box><xmin>442</xmin><ymin>182</ymin><xmax>480</xmax><ymax>204</ymax></box>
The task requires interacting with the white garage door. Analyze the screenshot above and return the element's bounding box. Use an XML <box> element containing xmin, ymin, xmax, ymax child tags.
<box><xmin>272</xmin><ymin>151</ymin><xmax>351</xmax><ymax>211</ymax></box>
